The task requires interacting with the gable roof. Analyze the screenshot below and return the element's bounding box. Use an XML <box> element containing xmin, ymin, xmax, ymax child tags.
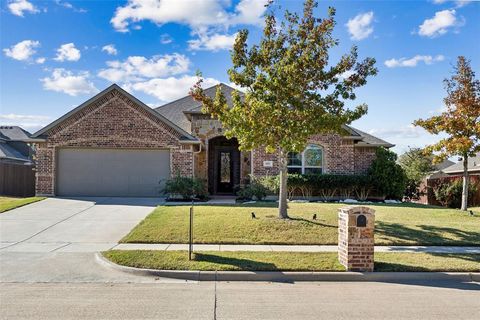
<box><xmin>32</xmin><ymin>84</ymin><xmax>198</xmax><ymax>142</ymax></box>
<box><xmin>442</xmin><ymin>153</ymin><xmax>480</xmax><ymax>174</ymax></box>
<box><xmin>155</xmin><ymin>83</ymin><xmax>237</xmax><ymax>133</ymax></box>
<box><xmin>155</xmin><ymin>83</ymin><xmax>394</xmax><ymax>148</ymax></box>
<box><xmin>0</xmin><ymin>126</ymin><xmax>39</xmax><ymax>142</ymax></box>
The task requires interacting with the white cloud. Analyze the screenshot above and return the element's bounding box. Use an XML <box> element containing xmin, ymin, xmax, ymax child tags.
<box><xmin>54</xmin><ymin>43</ymin><xmax>81</xmax><ymax>61</ymax></box>
<box><xmin>368</xmin><ymin>125</ymin><xmax>428</xmax><ymax>139</ymax></box>
<box><xmin>0</xmin><ymin>114</ymin><xmax>51</xmax><ymax>132</ymax></box>
<box><xmin>418</xmin><ymin>10</ymin><xmax>460</xmax><ymax>37</ymax></box>
<box><xmin>98</xmin><ymin>53</ymin><xmax>190</xmax><ymax>83</ymax></box>
<box><xmin>41</xmin><ymin>68</ymin><xmax>98</xmax><ymax>96</ymax></box>
<box><xmin>35</xmin><ymin>57</ymin><xmax>46</xmax><ymax>64</ymax></box>
<box><xmin>160</xmin><ymin>34</ymin><xmax>173</xmax><ymax>44</ymax></box>
<box><xmin>346</xmin><ymin>11</ymin><xmax>374</xmax><ymax>41</ymax></box>
<box><xmin>126</xmin><ymin>75</ymin><xmax>220</xmax><ymax>103</ymax></box>
<box><xmin>111</xmin><ymin>0</ymin><xmax>267</xmax><ymax>33</ymax></box>
<box><xmin>101</xmin><ymin>44</ymin><xmax>118</xmax><ymax>55</ymax></box>
<box><xmin>3</xmin><ymin>40</ymin><xmax>40</xmax><ymax>61</ymax></box>
<box><xmin>384</xmin><ymin>55</ymin><xmax>445</xmax><ymax>68</ymax></box>
<box><xmin>7</xmin><ymin>0</ymin><xmax>39</xmax><ymax>17</ymax></box>
<box><xmin>55</xmin><ymin>0</ymin><xmax>87</xmax><ymax>13</ymax></box>
<box><xmin>433</xmin><ymin>0</ymin><xmax>471</xmax><ymax>7</ymax></box>
<box><xmin>188</xmin><ymin>32</ymin><xmax>237</xmax><ymax>51</ymax></box>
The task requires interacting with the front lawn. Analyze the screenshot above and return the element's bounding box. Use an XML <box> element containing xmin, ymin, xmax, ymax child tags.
<box><xmin>104</xmin><ymin>250</ymin><xmax>480</xmax><ymax>272</ymax></box>
<box><xmin>121</xmin><ymin>202</ymin><xmax>480</xmax><ymax>246</ymax></box>
<box><xmin>0</xmin><ymin>196</ymin><xmax>45</xmax><ymax>213</ymax></box>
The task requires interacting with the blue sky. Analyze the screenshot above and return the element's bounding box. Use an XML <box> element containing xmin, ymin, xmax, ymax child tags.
<box><xmin>1</xmin><ymin>0</ymin><xmax>479</xmax><ymax>153</ymax></box>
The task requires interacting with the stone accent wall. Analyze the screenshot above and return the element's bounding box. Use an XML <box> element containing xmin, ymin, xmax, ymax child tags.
<box><xmin>338</xmin><ymin>206</ymin><xmax>375</xmax><ymax>272</ymax></box>
<box><xmin>35</xmin><ymin>88</ymin><xmax>193</xmax><ymax>195</ymax></box>
<box><xmin>354</xmin><ymin>146</ymin><xmax>377</xmax><ymax>174</ymax></box>
<box><xmin>190</xmin><ymin>114</ymin><xmax>251</xmax><ymax>185</ymax></box>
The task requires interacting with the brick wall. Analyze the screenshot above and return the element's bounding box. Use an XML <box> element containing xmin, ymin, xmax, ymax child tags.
<box><xmin>338</xmin><ymin>206</ymin><xmax>375</xmax><ymax>272</ymax></box>
<box><xmin>252</xmin><ymin>134</ymin><xmax>360</xmax><ymax>176</ymax></box>
<box><xmin>35</xmin><ymin>88</ymin><xmax>193</xmax><ymax>195</ymax></box>
<box><xmin>354</xmin><ymin>147</ymin><xmax>377</xmax><ymax>174</ymax></box>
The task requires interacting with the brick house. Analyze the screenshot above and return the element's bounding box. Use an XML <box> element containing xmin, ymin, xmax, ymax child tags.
<box><xmin>32</xmin><ymin>83</ymin><xmax>393</xmax><ymax>197</ymax></box>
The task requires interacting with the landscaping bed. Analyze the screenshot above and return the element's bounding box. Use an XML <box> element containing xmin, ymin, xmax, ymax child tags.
<box><xmin>121</xmin><ymin>202</ymin><xmax>480</xmax><ymax>246</ymax></box>
<box><xmin>103</xmin><ymin>250</ymin><xmax>480</xmax><ymax>272</ymax></box>
<box><xmin>0</xmin><ymin>196</ymin><xmax>45</xmax><ymax>213</ymax></box>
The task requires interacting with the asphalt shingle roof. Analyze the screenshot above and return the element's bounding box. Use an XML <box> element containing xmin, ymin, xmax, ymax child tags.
<box><xmin>443</xmin><ymin>153</ymin><xmax>480</xmax><ymax>174</ymax></box>
<box><xmin>0</xmin><ymin>126</ymin><xmax>32</xmax><ymax>141</ymax></box>
<box><xmin>154</xmin><ymin>83</ymin><xmax>394</xmax><ymax>148</ymax></box>
<box><xmin>0</xmin><ymin>142</ymin><xmax>30</xmax><ymax>162</ymax></box>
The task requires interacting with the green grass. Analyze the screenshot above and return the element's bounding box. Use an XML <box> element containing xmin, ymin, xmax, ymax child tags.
<box><xmin>0</xmin><ymin>196</ymin><xmax>45</xmax><ymax>213</ymax></box>
<box><xmin>121</xmin><ymin>202</ymin><xmax>480</xmax><ymax>246</ymax></box>
<box><xmin>103</xmin><ymin>250</ymin><xmax>480</xmax><ymax>272</ymax></box>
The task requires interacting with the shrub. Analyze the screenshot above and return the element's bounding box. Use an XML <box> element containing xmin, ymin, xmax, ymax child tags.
<box><xmin>163</xmin><ymin>175</ymin><xmax>207</xmax><ymax>200</ymax></box>
<box><xmin>236</xmin><ymin>175</ymin><xmax>270</xmax><ymax>200</ymax></box>
<box><xmin>433</xmin><ymin>179</ymin><xmax>478</xmax><ymax>208</ymax></box>
<box><xmin>368</xmin><ymin>147</ymin><xmax>407</xmax><ymax>199</ymax></box>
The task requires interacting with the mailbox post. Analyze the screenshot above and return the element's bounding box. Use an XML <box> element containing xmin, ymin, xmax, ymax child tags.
<box><xmin>338</xmin><ymin>206</ymin><xmax>375</xmax><ymax>272</ymax></box>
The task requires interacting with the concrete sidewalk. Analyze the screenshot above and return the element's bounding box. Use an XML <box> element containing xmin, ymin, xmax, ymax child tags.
<box><xmin>113</xmin><ymin>243</ymin><xmax>480</xmax><ymax>254</ymax></box>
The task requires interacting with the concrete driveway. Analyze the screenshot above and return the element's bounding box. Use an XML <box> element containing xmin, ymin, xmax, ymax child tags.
<box><xmin>0</xmin><ymin>197</ymin><xmax>161</xmax><ymax>253</ymax></box>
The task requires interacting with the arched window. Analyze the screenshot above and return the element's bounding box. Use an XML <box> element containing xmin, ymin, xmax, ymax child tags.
<box><xmin>287</xmin><ymin>144</ymin><xmax>323</xmax><ymax>174</ymax></box>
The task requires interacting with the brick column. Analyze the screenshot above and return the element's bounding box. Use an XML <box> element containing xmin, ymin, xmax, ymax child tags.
<box><xmin>338</xmin><ymin>206</ymin><xmax>375</xmax><ymax>272</ymax></box>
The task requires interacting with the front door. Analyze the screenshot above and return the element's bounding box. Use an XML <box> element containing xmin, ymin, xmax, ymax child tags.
<box><xmin>216</xmin><ymin>149</ymin><xmax>234</xmax><ymax>193</ymax></box>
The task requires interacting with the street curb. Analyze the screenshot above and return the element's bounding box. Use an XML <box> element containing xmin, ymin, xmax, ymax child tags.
<box><xmin>95</xmin><ymin>253</ymin><xmax>480</xmax><ymax>282</ymax></box>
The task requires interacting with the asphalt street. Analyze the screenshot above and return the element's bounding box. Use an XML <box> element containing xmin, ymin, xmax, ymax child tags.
<box><xmin>1</xmin><ymin>280</ymin><xmax>479</xmax><ymax>320</ymax></box>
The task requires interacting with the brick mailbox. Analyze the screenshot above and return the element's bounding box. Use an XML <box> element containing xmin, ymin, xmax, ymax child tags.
<box><xmin>338</xmin><ymin>206</ymin><xmax>375</xmax><ymax>272</ymax></box>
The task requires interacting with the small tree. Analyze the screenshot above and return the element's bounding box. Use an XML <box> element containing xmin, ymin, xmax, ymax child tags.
<box><xmin>191</xmin><ymin>0</ymin><xmax>377</xmax><ymax>218</ymax></box>
<box><xmin>368</xmin><ymin>148</ymin><xmax>406</xmax><ymax>200</ymax></box>
<box><xmin>398</xmin><ymin>147</ymin><xmax>436</xmax><ymax>200</ymax></box>
<box><xmin>414</xmin><ymin>57</ymin><xmax>480</xmax><ymax>211</ymax></box>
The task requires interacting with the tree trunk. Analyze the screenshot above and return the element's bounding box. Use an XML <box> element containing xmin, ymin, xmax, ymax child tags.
<box><xmin>461</xmin><ymin>154</ymin><xmax>469</xmax><ymax>211</ymax></box>
<box><xmin>278</xmin><ymin>149</ymin><xmax>289</xmax><ymax>219</ymax></box>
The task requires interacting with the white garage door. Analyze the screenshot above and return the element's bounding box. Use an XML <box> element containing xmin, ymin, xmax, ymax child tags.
<box><xmin>57</xmin><ymin>148</ymin><xmax>170</xmax><ymax>197</ymax></box>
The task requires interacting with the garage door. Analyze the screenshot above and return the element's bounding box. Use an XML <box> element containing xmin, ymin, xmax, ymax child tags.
<box><xmin>57</xmin><ymin>148</ymin><xmax>170</xmax><ymax>197</ymax></box>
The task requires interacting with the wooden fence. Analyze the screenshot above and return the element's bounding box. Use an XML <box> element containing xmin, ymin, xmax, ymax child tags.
<box><xmin>0</xmin><ymin>162</ymin><xmax>35</xmax><ymax>197</ymax></box>
<box><xmin>417</xmin><ymin>174</ymin><xmax>480</xmax><ymax>207</ymax></box>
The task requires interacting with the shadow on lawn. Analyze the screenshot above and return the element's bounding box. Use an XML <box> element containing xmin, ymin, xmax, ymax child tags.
<box><xmin>376</xmin><ymin>221</ymin><xmax>480</xmax><ymax>246</ymax></box>
<box><xmin>194</xmin><ymin>253</ymin><xmax>278</xmax><ymax>271</ymax></box>
<box><xmin>289</xmin><ymin>216</ymin><xmax>336</xmax><ymax>228</ymax></box>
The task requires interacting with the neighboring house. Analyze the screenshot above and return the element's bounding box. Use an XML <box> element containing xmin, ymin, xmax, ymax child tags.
<box><xmin>441</xmin><ymin>154</ymin><xmax>480</xmax><ymax>176</ymax></box>
<box><xmin>0</xmin><ymin>126</ymin><xmax>36</xmax><ymax>164</ymax></box>
<box><xmin>32</xmin><ymin>84</ymin><xmax>393</xmax><ymax>197</ymax></box>
<box><xmin>0</xmin><ymin>126</ymin><xmax>40</xmax><ymax>197</ymax></box>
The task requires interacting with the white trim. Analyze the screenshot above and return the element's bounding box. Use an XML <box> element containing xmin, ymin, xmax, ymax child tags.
<box><xmin>287</xmin><ymin>144</ymin><xmax>324</xmax><ymax>174</ymax></box>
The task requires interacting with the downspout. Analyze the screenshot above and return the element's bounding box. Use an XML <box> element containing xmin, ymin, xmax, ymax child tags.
<box><xmin>192</xmin><ymin>143</ymin><xmax>203</xmax><ymax>179</ymax></box>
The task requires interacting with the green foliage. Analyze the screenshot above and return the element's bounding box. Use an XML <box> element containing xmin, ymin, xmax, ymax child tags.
<box><xmin>368</xmin><ymin>148</ymin><xmax>407</xmax><ymax>199</ymax></box>
<box><xmin>398</xmin><ymin>147</ymin><xmax>435</xmax><ymax>182</ymax></box>
<box><xmin>237</xmin><ymin>176</ymin><xmax>270</xmax><ymax>201</ymax></box>
<box><xmin>433</xmin><ymin>180</ymin><xmax>478</xmax><ymax>208</ymax></box>
<box><xmin>191</xmin><ymin>0</ymin><xmax>377</xmax><ymax>217</ymax></box>
<box><xmin>163</xmin><ymin>175</ymin><xmax>207</xmax><ymax>200</ymax></box>
<box><xmin>398</xmin><ymin>147</ymin><xmax>436</xmax><ymax>200</ymax></box>
<box><xmin>238</xmin><ymin>174</ymin><xmax>374</xmax><ymax>201</ymax></box>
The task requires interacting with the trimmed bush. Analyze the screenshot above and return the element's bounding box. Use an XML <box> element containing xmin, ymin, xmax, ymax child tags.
<box><xmin>237</xmin><ymin>175</ymin><xmax>271</xmax><ymax>201</ymax></box>
<box><xmin>163</xmin><ymin>175</ymin><xmax>208</xmax><ymax>200</ymax></box>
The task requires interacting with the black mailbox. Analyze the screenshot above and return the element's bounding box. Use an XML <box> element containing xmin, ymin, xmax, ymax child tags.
<box><xmin>356</xmin><ymin>214</ymin><xmax>367</xmax><ymax>227</ymax></box>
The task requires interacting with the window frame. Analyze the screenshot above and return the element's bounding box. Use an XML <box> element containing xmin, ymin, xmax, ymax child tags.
<box><xmin>287</xmin><ymin>144</ymin><xmax>324</xmax><ymax>174</ymax></box>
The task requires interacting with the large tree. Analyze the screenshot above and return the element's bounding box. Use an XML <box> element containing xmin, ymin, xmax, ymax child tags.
<box><xmin>191</xmin><ymin>0</ymin><xmax>377</xmax><ymax>218</ymax></box>
<box><xmin>414</xmin><ymin>56</ymin><xmax>480</xmax><ymax>211</ymax></box>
